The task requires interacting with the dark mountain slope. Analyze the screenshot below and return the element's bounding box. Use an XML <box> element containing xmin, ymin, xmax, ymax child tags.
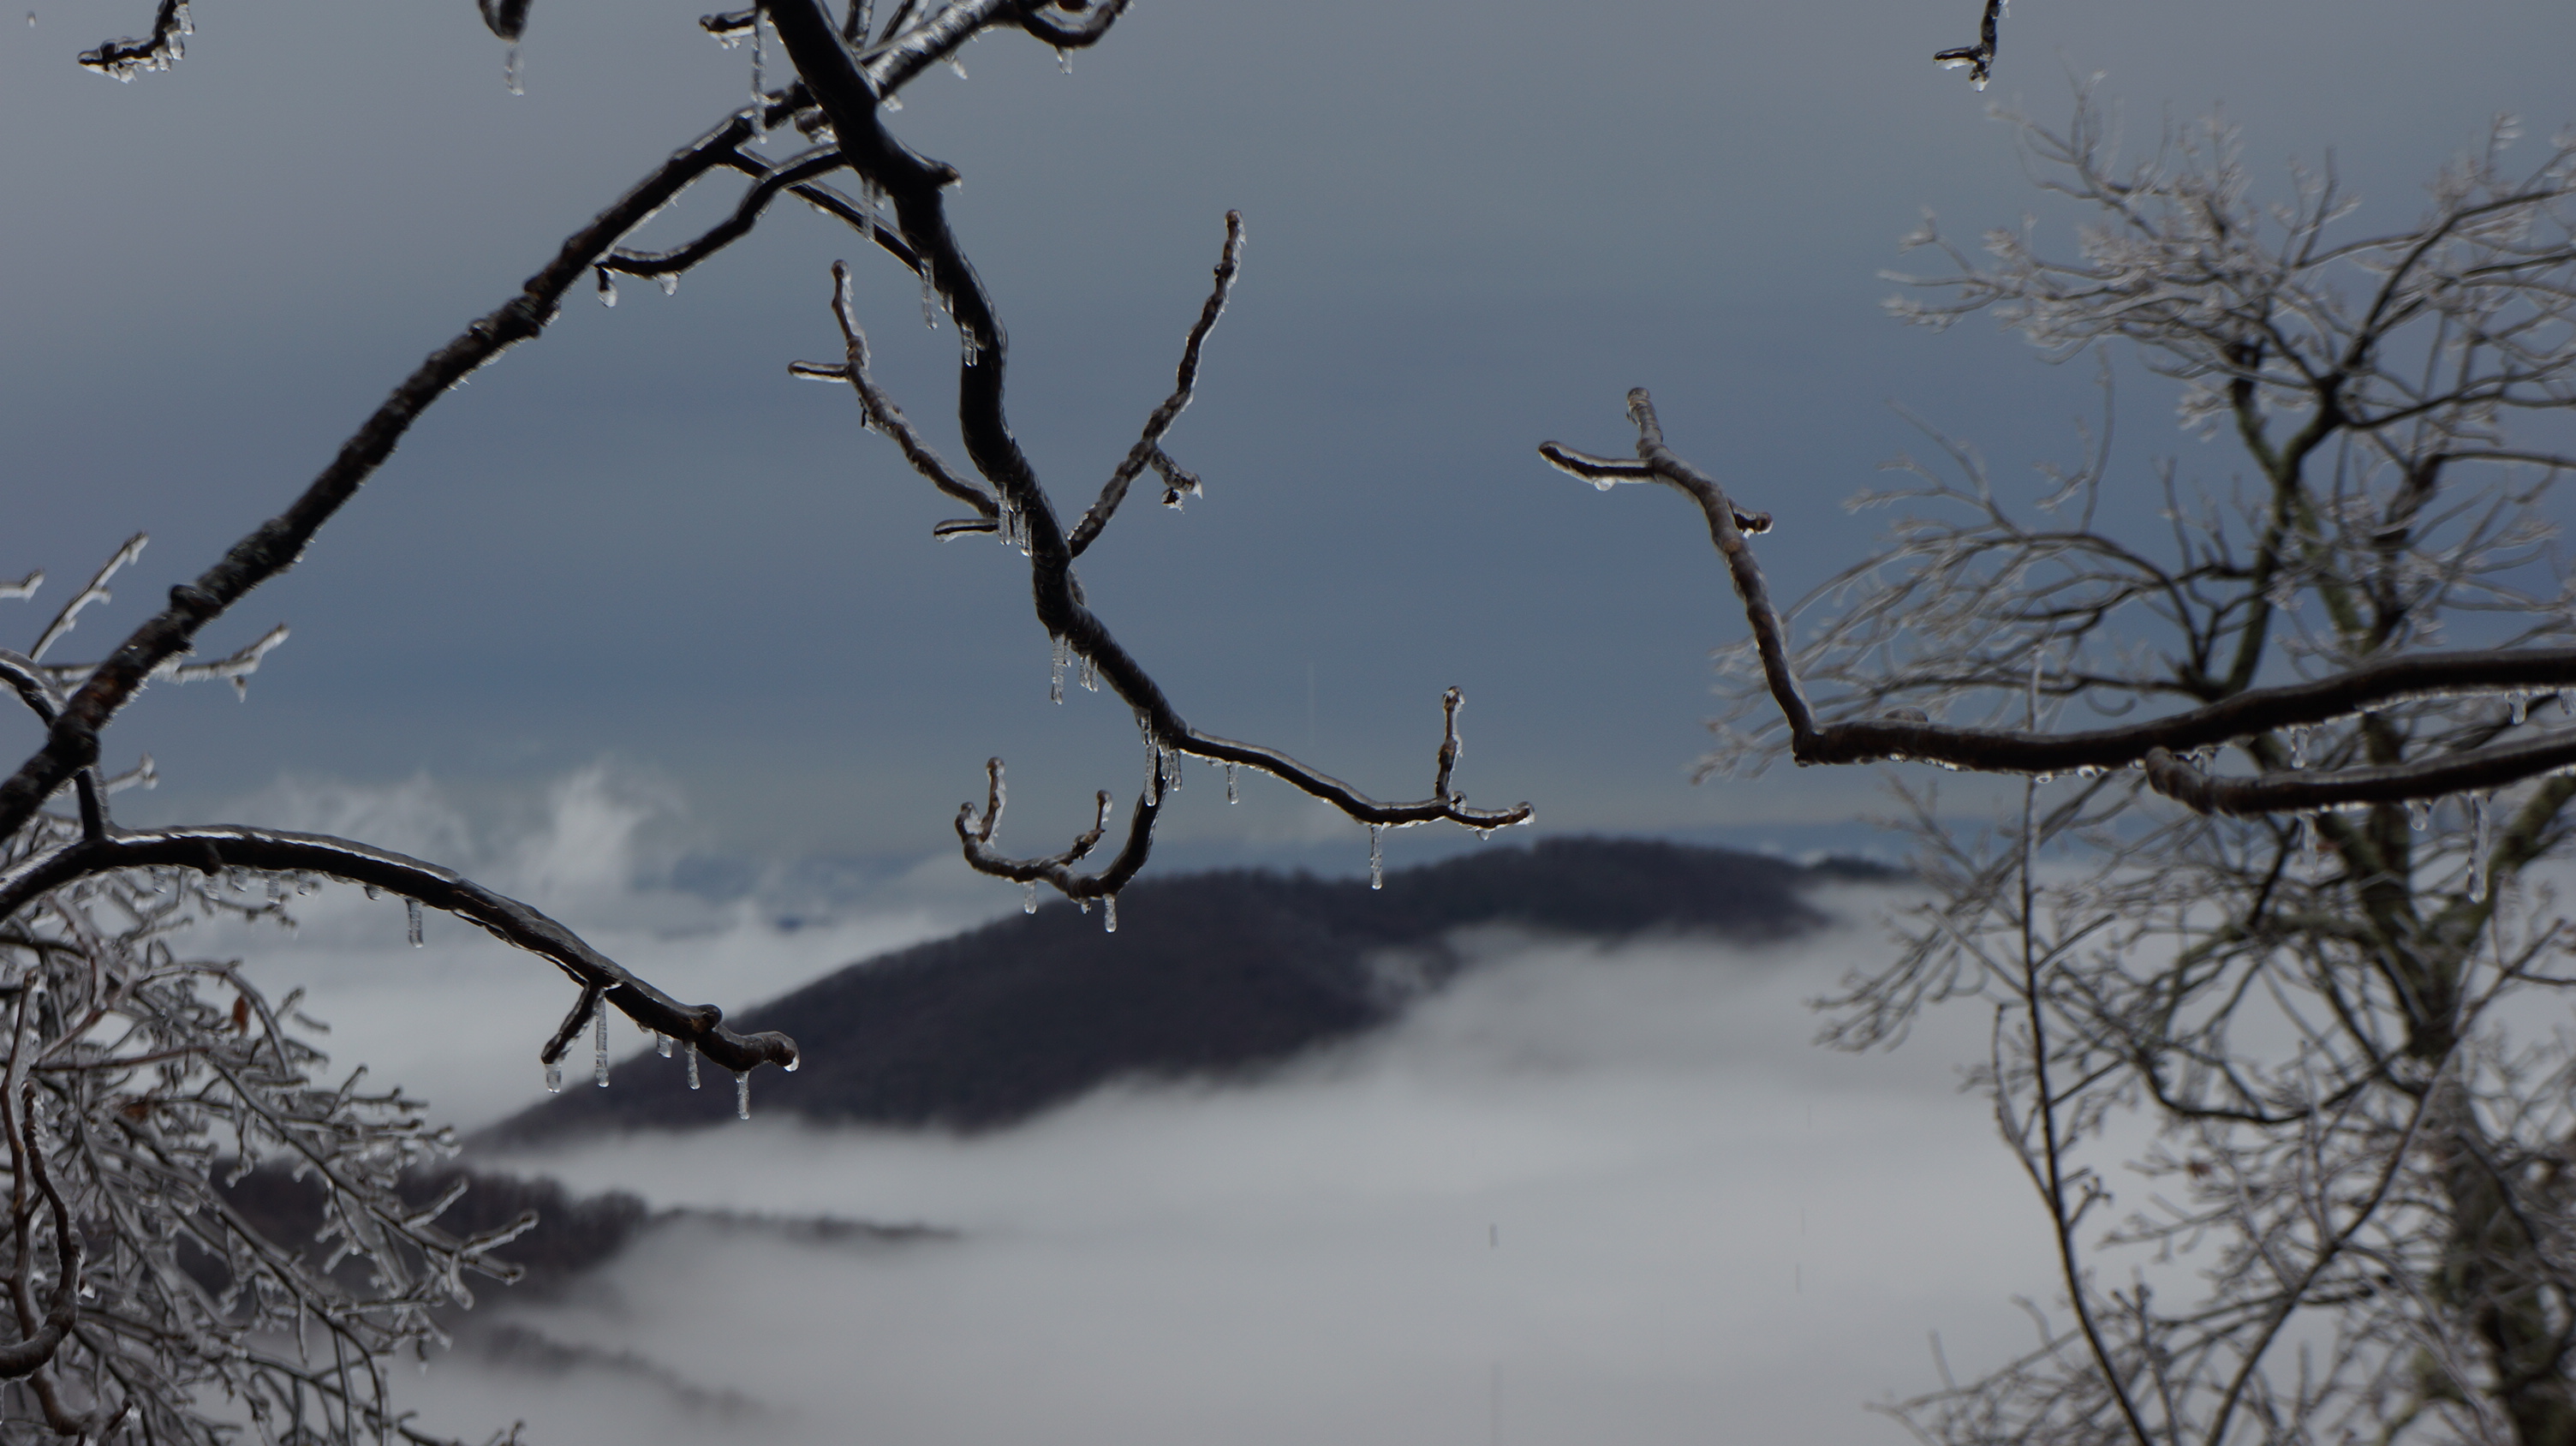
<box><xmin>477</xmin><ymin>837</ymin><xmax>1891</xmax><ymax>1146</ymax></box>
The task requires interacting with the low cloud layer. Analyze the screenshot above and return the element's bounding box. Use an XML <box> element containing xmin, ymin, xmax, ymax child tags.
<box><xmin>399</xmin><ymin>889</ymin><xmax>2063</xmax><ymax>1445</ymax></box>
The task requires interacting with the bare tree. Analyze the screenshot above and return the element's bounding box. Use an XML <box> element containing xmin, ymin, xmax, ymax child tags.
<box><xmin>2</xmin><ymin>3</ymin><xmax>1525</xmax><ymax>1441</ymax></box>
<box><xmin>1548</xmin><ymin>91</ymin><xmax>2576</xmax><ymax>1445</ymax></box>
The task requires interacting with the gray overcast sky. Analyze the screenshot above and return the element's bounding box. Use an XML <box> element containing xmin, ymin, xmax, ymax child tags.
<box><xmin>7</xmin><ymin>0</ymin><xmax>2574</xmax><ymax>878</ymax></box>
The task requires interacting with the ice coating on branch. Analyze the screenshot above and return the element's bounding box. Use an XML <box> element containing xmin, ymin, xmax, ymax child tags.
<box><xmin>593</xmin><ymin>1007</ymin><xmax>609</xmax><ymax>1088</ymax></box>
<box><xmin>1102</xmin><ymin>895</ymin><xmax>1118</xmax><ymax>934</ymax></box>
<box><xmin>735</xmin><ymin>1073</ymin><xmax>750</xmax><ymax>1120</ymax></box>
<box><xmin>1023</xmin><ymin>881</ymin><xmax>1037</xmax><ymax>914</ymax></box>
<box><xmin>405</xmin><ymin>899</ymin><xmax>423</xmax><ymax>948</ymax></box>
<box><xmin>2470</xmin><ymin>794</ymin><xmax>2492</xmax><ymax>902</ymax></box>
<box><xmin>1368</xmin><ymin>825</ymin><xmax>1384</xmax><ymax>890</ymax></box>
<box><xmin>2410</xmin><ymin>798</ymin><xmax>2432</xmax><ymax>832</ymax></box>
<box><xmin>1225</xmin><ymin>762</ymin><xmax>1239</xmax><ymax>804</ymax></box>
<box><xmin>686</xmin><ymin>1043</ymin><xmax>701</xmax><ymax>1090</ymax></box>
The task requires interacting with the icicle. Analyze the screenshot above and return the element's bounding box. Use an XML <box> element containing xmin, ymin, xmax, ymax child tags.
<box><xmin>959</xmin><ymin>323</ymin><xmax>980</xmax><ymax>367</ymax></box>
<box><xmin>1225</xmin><ymin>762</ymin><xmax>1239</xmax><ymax>804</ymax></box>
<box><xmin>2301</xmin><ymin>812</ymin><xmax>2323</xmax><ymax>879</ymax></box>
<box><xmin>1023</xmin><ymin>881</ymin><xmax>1038</xmax><ymax>914</ymax></box>
<box><xmin>1102</xmin><ymin>895</ymin><xmax>1118</xmax><ymax>934</ymax></box>
<box><xmin>595</xmin><ymin>267</ymin><xmax>617</xmax><ymax>308</ymax></box>
<box><xmin>736</xmin><ymin>1072</ymin><xmax>751</xmax><ymax>1120</ymax></box>
<box><xmin>748</xmin><ymin>12</ymin><xmax>768</xmax><ymax>142</ymax></box>
<box><xmin>919</xmin><ymin>257</ymin><xmax>940</xmax><ymax>330</ymax></box>
<box><xmin>2288</xmin><ymin>726</ymin><xmax>2309</xmax><ymax>769</ymax></box>
<box><xmin>686</xmin><ymin>1044</ymin><xmax>701</xmax><ymax>1090</ymax></box>
<box><xmin>946</xmin><ymin>53</ymin><xmax>968</xmax><ymax>80</ymax></box>
<box><xmin>1368</xmin><ymin>824</ymin><xmax>1384</xmax><ymax>890</ymax></box>
<box><xmin>504</xmin><ymin>43</ymin><xmax>522</xmax><ymax>95</ymax></box>
<box><xmin>544</xmin><ymin>1061</ymin><xmax>561</xmax><ymax>1092</ymax></box>
<box><xmin>2509</xmin><ymin>691</ymin><xmax>2530</xmax><ymax>726</ymax></box>
<box><xmin>1165</xmin><ymin>749</ymin><xmax>1182</xmax><ymax>791</ymax></box>
<box><xmin>1050</xmin><ymin>636</ymin><xmax>1068</xmax><ymax>704</ymax></box>
<box><xmin>1079</xmin><ymin>654</ymin><xmax>1098</xmax><ymax>692</ymax></box>
<box><xmin>655</xmin><ymin>1031</ymin><xmax>673</xmax><ymax>1058</ymax></box>
<box><xmin>593</xmin><ymin>1007</ymin><xmax>610</xmax><ymax>1087</ymax></box>
<box><xmin>2560</xmin><ymin>690</ymin><xmax>2573</xmax><ymax>718</ymax></box>
<box><xmin>2470</xmin><ymin>794</ymin><xmax>2491</xmax><ymax>903</ymax></box>
<box><xmin>2408</xmin><ymin>798</ymin><xmax>2431</xmax><ymax>832</ymax></box>
<box><xmin>406</xmin><ymin>899</ymin><xmax>424</xmax><ymax>948</ymax></box>
<box><xmin>1054</xmin><ymin>47</ymin><xmax>1071</xmax><ymax>73</ymax></box>
<box><xmin>657</xmin><ymin>272</ymin><xmax>679</xmax><ymax>297</ymax></box>
<box><xmin>364</xmin><ymin>884</ymin><xmax>379</xmax><ymax>901</ymax></box>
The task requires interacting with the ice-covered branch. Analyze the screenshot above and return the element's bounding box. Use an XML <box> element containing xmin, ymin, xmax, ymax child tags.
<box><xmin>796</xmin><ymin>260</ymin><xmax>997</xmax><ymax>519</ymax></box>
<box><xmin>954</xmin><ymin>758</ymin><xmax>1153</xmax><ymax>901</ymax></box>
<box><xmin>78</xmin><ymin>0</ymin><xmax>190</xmax><ymax>80</ymax></box>
<box><xmin>0</xmin><ymin>829</ymin><xmax>799</xmax><ymax>1076</ymax></box>
<box><xmin>1931</xmin><ymin>0</ymin><xmax>1999</xmax><ymax>89</ymax></box>
<box><xmin>1011</xmin><ymin>0</ymin><xmax>1130</xmax><ymax>50</ymax></box>
<box><xmin>1553</xmin><ymin>388</ymin><xmax>2576</xmax><ymax>814</ymax></box>
<box><xmin>0</xmin><ymin>1011</ymin><xmax>86</xmax><ymax>1382</ymax></box>
<box><xmin>1066</xmin><ymin>210</ymin><xmax>1245</xmax><ymax>555</ymax></box>
<box><xmin>766</xmin><ymin>0</ymin><xmax>1530</xmax><ymax>905</ymax></box>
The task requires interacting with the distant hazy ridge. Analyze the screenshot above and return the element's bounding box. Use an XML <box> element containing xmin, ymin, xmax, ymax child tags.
<box><xmin>478</xmin><ymin>838</ymin><xmax>1892</xmax><ymax>1148</ymax></box>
